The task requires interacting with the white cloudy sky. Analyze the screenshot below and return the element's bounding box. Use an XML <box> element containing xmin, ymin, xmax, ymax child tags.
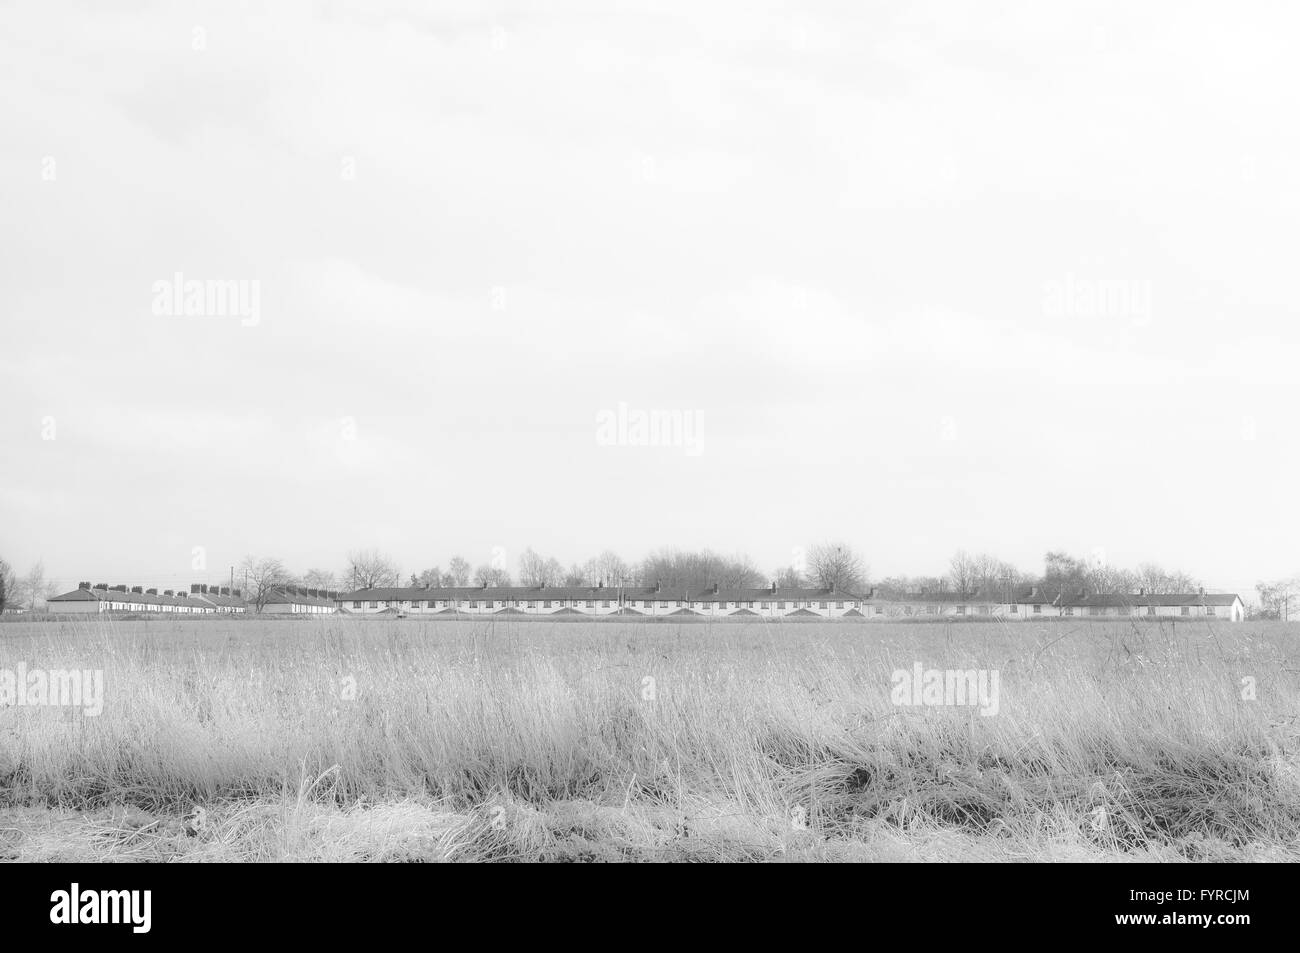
<box><xmin>1</xmin><ymin>1</ymin><xmax>1296</xmax><ymax>596</ymax></box>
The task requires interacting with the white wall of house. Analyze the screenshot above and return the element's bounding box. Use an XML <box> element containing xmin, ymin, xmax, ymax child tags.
<box><xmin>50</xmin><ymin>600</ymin><xmax>100</xmax><ymax>614</ymax></box>
<box><xmin>340</xmin><ymin>594</ymin><xmax>862</xmax><ymax>618</ymax></box>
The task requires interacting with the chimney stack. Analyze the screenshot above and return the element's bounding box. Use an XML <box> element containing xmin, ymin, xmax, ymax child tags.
<box><xmin>713</xmin><ymin>582</ymin><xmax>719</xmax><ymax>594</ymax></box>
<box><xmin>164</xmin><ymin>589</ymin><xmax>174</xmax><ymax>596</ymax></box>
<box><xmin>78</xmin><ymin>581</ymin><xmax>90</xmax><ymax>590</ymax></box>
<box><xmin>770</xmin><ymin>580</ymin><xmax>777</xmax><ymax>593</ymax></box>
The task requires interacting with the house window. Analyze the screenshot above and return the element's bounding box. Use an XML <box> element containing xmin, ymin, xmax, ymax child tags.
<box><xmin>1010</xmin><ymin>604</ymin><xmax>1019</xmax><ymax>613</ymax></box>
<box><xmin>543</xmin><ymin>600</ymin><xmax>551</xmax><ymax>608</ymax></box>
<box><xmin>956</xmin><ymin>606</ymin><xmax>966</xmax><ymax>615</ymax></box>
<box><xmin>603</xmin><ymin>600</ymin><xmax>612</xmax><ymax>608</ymax></box>
<box><xmin>820</xmin><ymin>601</ymin><xmax>828</xmax><ymax>609</ymax></box>
<box><xmin>1063</xmin><ymin>607</ymin><xmax>1074</xmax><ymax>616</ymax></box>
<box><xmin>1032</xmin><ymin>605</ymin><xmax>1041</xmax><ymax>614</ymax></box>
<box><xmin>1146</xmin><ymin>607</ymin><xmax>1155</xmax><ymax>616</ymax></box>
<box><xmin>368</xmin><ymin>601</ymin><xmax>377</xmax><ymax>609</ymax></box>
<box><xmin>836</xmin><ymin>602</ymin><xmax>844</xmax><ymax>609</ymax></box>
<box><xmin>353</xmin><ymin>601</ymin><xmax>362</xmax><ymax>609</ymax></box>
<box><xmin>1180</xmin><ymin>606</ymin><xmax>1190</xmax><ymax>616</ymax></box>
<box><xmin>1207</xmin><ymin>606</ymin><xmax>1216</xmax><ymax>616</ymax></box>
<box><xmin>926</xmin><ymin>606</ymin><xmax>938</xmax><ymax>615</ymax></box>
<box><xmin>1088</xmin><ymin>607</ymin><xmax>1100</xmax><ymax>616</ymax></box>
<box><xmin>978</xmin><ymin>606</ymin><xmax>990</xmax><ymax>615</ymax></box>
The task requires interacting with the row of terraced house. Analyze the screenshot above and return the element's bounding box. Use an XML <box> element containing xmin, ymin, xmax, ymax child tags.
<box><xmin>47</xmin><ymin>582</ymin><xmax>338</xmax><ymax>614</ymax></box>
<box><xmin>335</xmin><ymin>582</ymin><xmax>1244</xmax><ymax>620</ymax></box>
<box><xmin>46</xmin><ymin>581</ymin><xmax>1245</xmax><ymax>621</ymax></box>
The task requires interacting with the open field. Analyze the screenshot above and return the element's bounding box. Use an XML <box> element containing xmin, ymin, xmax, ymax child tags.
<box><xmin>2</xmin><ymin>617</ymin><xmax>1299</xmax><ymax>862</ymax></box>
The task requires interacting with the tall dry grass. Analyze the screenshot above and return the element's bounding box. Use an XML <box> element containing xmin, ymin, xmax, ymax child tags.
<box><xmin>1</xmin><ymin>616</ymin><xmax>1297</xmax><ymax>861</ymax></box>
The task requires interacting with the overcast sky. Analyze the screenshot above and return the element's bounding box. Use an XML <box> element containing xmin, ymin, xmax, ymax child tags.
<box><xmin>2</xmin><ymin>1</ymin><xmax>1296</xmax><ymax>596</ymax></box>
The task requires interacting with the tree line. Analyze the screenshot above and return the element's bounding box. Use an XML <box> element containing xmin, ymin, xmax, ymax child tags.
<box><xmin>0</xmin><ymin>546</ymin><xmax>1227</xmax><ymax>615</ymax></box>
<box><xmin>0</xmin><ymin>558</ymin><xmax>57</xmax><ymax>614</ymax></box>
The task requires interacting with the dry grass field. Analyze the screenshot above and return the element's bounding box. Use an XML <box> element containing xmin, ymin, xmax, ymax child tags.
<box><xmin>1</xmin><ymin>616</ymin><xmax>1298</xmax><ymax>862</ymax></box>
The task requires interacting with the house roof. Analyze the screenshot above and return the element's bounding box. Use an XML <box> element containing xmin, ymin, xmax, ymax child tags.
<box><xmin>340</xmin><ymin>586</ymin><xmax>625</xmax><ymax>602</ymax></box>
<box><xmin>862</xmin><ymin>588</ymin><xmax>1242</xmax><ymax>608</ymax></box>
<box><xmin>1060</xmin><ymin>591</ymin><xmax>1242</xmax><ymax>608</ymax></box>
<box><xmin>691</xmin><ymin>587</ymin><xmax>858</xmax><ymax>602</ymax></box>
<box><xmin>338</xmin><ymin>585</ymin><xmax>859</xmax><ymax>604</ymax></box>
<box><xmin>48</xmin><ymin>588</ymin><xmax>98</xmax><ymax>602</ymax></box>
<box><xmin>49</xmin><ymin>587</ymin><xmax>216</xmax><ymax>609</ymax></box>
<box><xmin>262</xmin><ymin>589</ymin><xmax>337</xmax><ymax>607</ymax></box>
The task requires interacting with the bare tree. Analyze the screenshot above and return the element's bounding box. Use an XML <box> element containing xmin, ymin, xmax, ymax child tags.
<box><xmin>585</xmin><ymin>550</ymin><xmax>630</xmax><ymax>587</ymax></box>
<box><xmin>413</xmin><ymin>566</ymin><xmax>442</xmax><ymax>588</ymax></box>
<box><xmin>446</xmin><ymin>555</ymin><xmax>471</xmax><ymax>587</ymax></box>
<box><xmin>637</xmin><ymin>548</ymin><xmax>764</xmax><ymax>591</ymax></box>
<box><xmin>1135</xmin><ymin>562</ymin><xmax>1200</xmax><ymax>595</ymax></box>
<box><xmin>717</xmin><ymin>553</ymin><xmax>764</xmax><ymax>588</ymax></box>
<box><xmin>947</xmin><ymin>550</ymin><xmax>977</xmax><ymax>595</ymax></box>
<box><xmin>0</xmin><ymin>557</ymin><xmax>12</xmax><ymax>613</ymax></box>
<box><xmin>775</xmin><ymin>564</ymin><xmax>805</xmax><ymax>588</ymax></box>
<box><xmin>808</xmin><ymin>542</ymin><xmax>867</xmax><ymax>594</ymax></box>
<box><xmin>345</xmin><ymin>549</ymin><xmax>400</xmax><ymax>590</ymax></box>
<box><xmin>517</xmin><ymin>548</ymin><xmax>564</xmax><ymax>586</ymax></box>
<box><xmin>15</xmin><ymin>560</ymin><xmax>58</xmax><ymax>611</ymax></box>
<box><xmin>474</xmin><ymin>563</ymin><xmax>512</xmax><ymax>586</ymax></box>
<box><xmin>304</xmin><ymin>568</ymin><xmax>337</xmax><ymax>590</ymax></box>
<box><xmin>240</xmin><ymin>556</ymin><xmax>293</xmax><ymax>612</ymax></box>
<box><xmin>1255</xmin><ymin>577</ymin><xmax>1300</xmax><ymax>620</ymax></box>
